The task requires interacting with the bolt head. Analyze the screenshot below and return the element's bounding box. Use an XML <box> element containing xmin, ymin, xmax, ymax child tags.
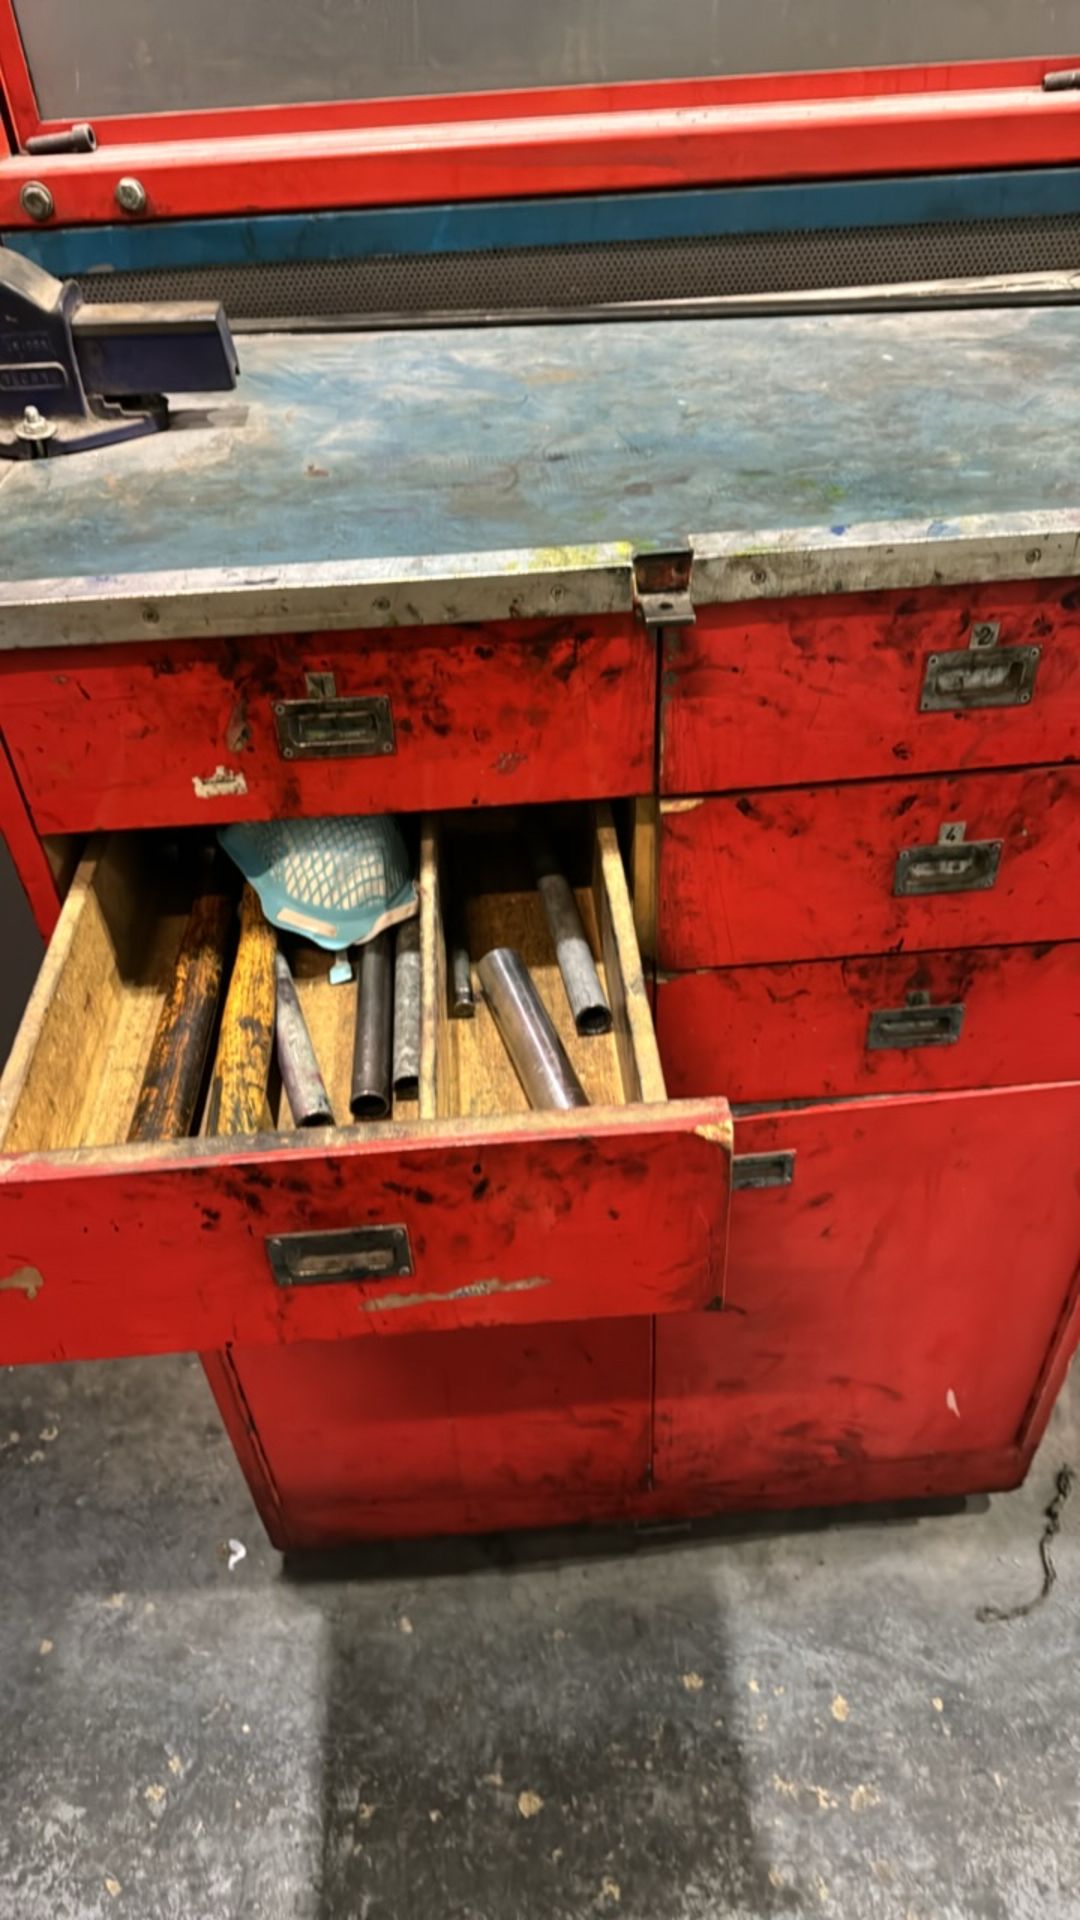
<box><xmin>19</xmin><ymin>180</ymin><xmax>54</xmax><ymax>222</ymax></box>
<box><xmin>114</xmin><ymin>175</ymin><xmax>147</xmax><ymax>215</ymax></box>
<box><xmin>14</xmin><ymin>403</ymin><xmax>58</xmax><ymax>442</ymax></box>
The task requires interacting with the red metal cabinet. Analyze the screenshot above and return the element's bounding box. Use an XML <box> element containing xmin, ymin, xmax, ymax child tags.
<box><xmin>0</xmin><ymin>617</ymin><xmax>656</xmax><ymax>833</ymax></box>
<box><xmin>654</xmin><ymin>1085</ymin><xmax>1080</xmax><ymax>1506</ymax></box>
<box><xmin>660</xmin><ymin>579</ymin><xmax>1080</xmax><ymax>796</ymax></box>
<box><xmin>657</xmin><ymin>941</ymin><xmax>1080</xmax><ymax>1105</ymax></box>
<box><xmin>658</xmin><ymin>765</ymin><xmax>1080</xmax><ymax>970</ymax></box>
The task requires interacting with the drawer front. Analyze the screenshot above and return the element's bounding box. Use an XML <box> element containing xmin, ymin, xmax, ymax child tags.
<box><xmin>0</xmin><ymin>1106</ymin><xmax>730</xmax><ymax>1366</ymax></box>
<box><xmin>654</xmin><ymin>1082</ymin><xmax>1080</xmax><ymax>1490</ymax></box>
<box><xmin>658</xmin><ymin>942</ymin><xmax>1080</xmax><ymax>1104</ymax></box>
<box><xmin>659</xmin><ymin>765</ymin><xmax>1080</xmax><ymax>969</ymax></box>
<box><xmin>661</xmin><ymin>579</ymin><xmax>1080</xmax><ymax>795</ymax></box>
<box><xmin>0</xmin><ymin>617</ymin><xmax>654</xmax><ymax>833</ymax></box>
<box><xmin>207</xmin><ymin>1319</ymin><xmax>651</xmax><ymax>1548</ymax></box>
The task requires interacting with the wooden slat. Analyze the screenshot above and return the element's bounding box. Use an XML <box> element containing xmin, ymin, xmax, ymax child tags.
<box><xmin>595</xmin><ymin>805</ymin><xmax>666</xmax><ymax>1105</ymax></box>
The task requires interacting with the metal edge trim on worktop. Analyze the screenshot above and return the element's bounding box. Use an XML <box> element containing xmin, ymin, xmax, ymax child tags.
<box><xmin>2</xmin><ymin>510</ymin><xmax>1080</xmax><ymax>648</ymax></box>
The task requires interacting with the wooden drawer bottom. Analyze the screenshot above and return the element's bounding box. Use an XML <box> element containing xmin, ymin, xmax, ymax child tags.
<box><xmin>0</xmin><ymin>806</ymin><xmax>731</xmax><ymax>1364</ymax></box>
<box><xmin>658</xmin><ymin>941</ymin><xmax>1080</xmax><ymax>1104</ymax></box>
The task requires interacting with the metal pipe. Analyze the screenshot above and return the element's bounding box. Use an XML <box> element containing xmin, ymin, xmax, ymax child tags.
<box><xmin>450</xmin><ymin>941</ymin><xmax>475</xmax><ymax>1019</ymax></box>
<box><xmin>392</xmin><ymin>917</ymin><xmax>421</xmax><ymax>1100</ymax></box>
<box><xmin>275</xmin><ymin>950</ymin><xmax>334</xmax><ymax>1128</ymax></box>
<box><xmin>476</xmin><ymin>948</ymin><xmax>588</xmax><ymax>1112</ymax></box>
<box><xmin>532</xmin><ymin>836</ymin><xmax>612</xmax><ymax>1037</ymax></box>
<box><xmin>128</xmin><ymin>862</ymin><xmax>235</xmax><ymax>1143</ymax></box>
<box><xmin>350</xmin><ymin>929</ymin><xmax>392</xmax><ymax>1120</ymax></box>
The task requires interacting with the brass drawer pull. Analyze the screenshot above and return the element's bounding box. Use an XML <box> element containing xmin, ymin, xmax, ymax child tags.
<box><xmin>920</xmin><ymin>644</ymin><xmax>1040</xmax><ymax>713</ymax></box>
<box><xmin>894</xmin><ymin>822</ymin><xmax>1002</xmax><ymax>896</ymax></box>
<box><xmin>266</xmin><ymin>1224</ymin><xmax>413</xmax><ymax>1288</ymax></box>
<box><xmin>274</xmin><ymin>676</ymin><xmax>395</xmax><ymax>761</ymax></box>
<box><xmin>732</xmin><ymin>1150</ymin><xmax>795</xmax><ymax>1191</ymax></box>
<box><xmin>867</xmin><ymin>994</ymin><xmax>965</xmax><ymax>1050</ymax></box>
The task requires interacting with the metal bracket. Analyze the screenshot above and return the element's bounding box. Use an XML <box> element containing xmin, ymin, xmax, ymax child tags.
<box><xmin>732</xmin><ymin>1150</ymin><xmax>796</xmax><ymax>1191</ymax></box>
<box><xmin>867</xmin><ymin>991</ymin><xmax>965</xmax><ymax>1050</ymax></box>
<box><xmin>894</xmin><ymin>821</ymin><xmax>1003</xmax><ymax>896</ymax></box>
<box><xmin>266</xmin><ymin>1224</ymin><xmax>413</xmax><ymax>1288</ymax></box>
<box><xmin>920</xmin><ymin>619</ymin><xmax>1040</xmax><ymax>712</ymax></box>
<box><xmin>632</xmin><ymin>546</ymin><xmax>695</xmax><ymax>629</ymax></box>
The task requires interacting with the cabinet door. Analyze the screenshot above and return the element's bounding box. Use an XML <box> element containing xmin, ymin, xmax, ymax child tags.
<box><xmin>206</xmin><ymin>1318</ymin><xmax>652</xmax><ymax>1549</ymax></box>
<box><xmin>654</xmin><ymin>1083</ymin><xmax>1080</xmax><ymax>1498</ymax></box>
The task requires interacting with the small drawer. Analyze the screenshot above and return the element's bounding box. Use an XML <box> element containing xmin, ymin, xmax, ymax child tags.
<box><xmin>657</xmin><ymin>942</ymin><xmax>1080</xmax><ymax>1105</ymax></box>
<box><xmin>658</xmin><ymin>764</ymin><xmax>1080</xmax><ymax>969</ymax></box>
<box><xmin>654</xmin><ymin>1083</ymin><xmax>1080</xmax><ymax>1493</ymax></box>
<box><xmin>0</xmin><ymin>616</ymin><xmax>655</xmax><ymax>834</ymax></box>
<box><xmin>0</xmin><ymin>805</ymin><xmax>731</xmax><ymax>1366</ymax></box>
<box><xmin>660</xmin><ymin>579</ymin><xmax>1080</xmax><ymax>795</ymax></box>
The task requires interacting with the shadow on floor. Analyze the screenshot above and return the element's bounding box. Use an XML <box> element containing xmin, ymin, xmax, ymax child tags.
<box><xmin>302</xmin><ymin>1550</ymin><xmax>792</xmax><ymax>1920</ymax></box>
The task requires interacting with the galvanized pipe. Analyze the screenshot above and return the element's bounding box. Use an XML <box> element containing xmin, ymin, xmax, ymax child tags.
<box><xmin>532</xmin><ymin>837</ymin><xmax>612</xmax><ymax>1037</ymax></box>
<box><xmin>350</xmin><ymin>929</ymin><xmax>393</xmax><ymax>1120</ymax></box>
<box><xmin>392</xmin><ymin>917</ymin><xmax>421</xmax><ymax>1100</ymax></box>
<box><xmin>275</xmin><ymin>950</ymin><xmax>334</xmax><ymax>1128</ymax></box>
<box><xmin>477</xmin><ymin>947</ymin><xmax>588</xmax><ymax>1112</ymax></box>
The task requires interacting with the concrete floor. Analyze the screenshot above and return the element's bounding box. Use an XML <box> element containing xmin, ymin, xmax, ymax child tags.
<box><xmin>1</xmin><ymin>1353</ymin><xmax>1077</xmax><ymax>1920</ymax></box>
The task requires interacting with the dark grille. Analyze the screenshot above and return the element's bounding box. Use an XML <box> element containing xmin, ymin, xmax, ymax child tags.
<box><xmin>69</xmin><ymin>215</ymin><xmax>1080</xmax><ymax>326</ymax></box>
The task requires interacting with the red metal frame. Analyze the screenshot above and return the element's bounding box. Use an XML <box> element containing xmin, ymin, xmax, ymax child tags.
<box><xmin>0</xmin><ymin>739</ymin><xmax>59</xmax><ymax>941</ymax></box>
<box><xmin>2</xmin><ymin>32</ymin><xmax>1080</xmax><ymax>224</ymax></box>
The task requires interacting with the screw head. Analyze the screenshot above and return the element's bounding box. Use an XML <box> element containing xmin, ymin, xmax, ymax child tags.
<box><xmin>114</xmin><ymin>175</ymin><xmax>147</xmax><ymax>215</ymax></box>
<box><xmin>750</xmin><ymin>568</ymin><xmax>768</xmax><ymax>587</ymax></box>
<box><xmin>19</xmin><ymin>180</ymin><xmax>54</xmax><ymax>222</ymax></box>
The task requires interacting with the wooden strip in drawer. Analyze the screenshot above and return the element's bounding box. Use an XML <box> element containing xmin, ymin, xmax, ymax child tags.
<box><xmin>661</xmin><ymin>578</ymin><xmax>1080</xmax><ymax>795</ymax></box>
<box><xmin>0</xmin><ymin>615</ymin><xmax>654</xmax><ymax>833</ymax></box>
<box><xmin>657</xmin><ymin>942</ymin><xmax>1080</xmax><ymax>1104</ymax></box>
<box><xmin>658</xmin><ymin>764</ymin><xmax>1080</xmax><ymax>968</ymax></box>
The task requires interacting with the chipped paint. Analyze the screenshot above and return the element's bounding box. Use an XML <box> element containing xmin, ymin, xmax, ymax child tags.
<box><xmin>361</xmin><ymin>1275</ymin><xmax>551</xmax><ymax>1312</ymax></box>
<box><xmin>0</xmin><ymin>1266</ymin><xmax>44</xmax><ymax>1301</ymax></box>
<box><xmin>659</xmin><ymin>796</ymin><xmax>705</xmax><ymax>814</ymax></box>
<box><xmin>192</xmin><ymin>765</ymin><xmax>249</xmax><ymax>799</ymax></box>
<box><xmin>694</xmin><ymin>1120</ymin><xmax>734</xmax><ymax>1150</ymax></box>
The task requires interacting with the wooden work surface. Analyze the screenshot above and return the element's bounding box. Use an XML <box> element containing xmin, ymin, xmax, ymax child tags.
<box><xmin>4</xmin><ymin>305</ymin><xmax>1080</xmax><ymax>593</ymax></box>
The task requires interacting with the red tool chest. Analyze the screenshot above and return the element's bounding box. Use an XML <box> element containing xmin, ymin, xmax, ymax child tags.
<box><xmin>2</xmin><ymin>28</ymin><xmax>1080</xmax><ymax>1542</ymax></box>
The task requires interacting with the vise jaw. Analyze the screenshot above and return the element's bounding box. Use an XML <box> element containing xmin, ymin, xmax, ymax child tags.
<box><xmin>0</xmin><ymin>246</ymin><xmax>238</xmax><ymax>459</ymax></box>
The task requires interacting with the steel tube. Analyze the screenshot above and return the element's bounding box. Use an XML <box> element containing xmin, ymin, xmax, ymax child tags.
<box><xmin>392</xmin><ymin>917</ymin><xmax>421</xmax><ymax>1099</ymax></box>
<box><xmin>350</xmin><ymin>929</ymin><xmax>393</xmax><ymax>1120</ymax></box>
<box><xmin>450</xmin><ymin>941</ymin><xmax>475</xmax><ymax>1019</ymax></box>
<box><xmin>532</xmin><ymin>838</ymin><xmax>612</xmax><ymax>1037</ymax></box>
<box><xmin>275</xmin><ymin>950</ymin><xmax>334</xmax><ymax>1127</ymax></box>
<box><xmin>476</xmin><ymin>947</ymin><xmax>588</xmax><ymax>1111</ymax></box>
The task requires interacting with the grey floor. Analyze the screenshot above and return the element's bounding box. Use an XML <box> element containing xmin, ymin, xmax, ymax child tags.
<box><xmin>0</xmin><ymin>1350</ymin><xmax>1077</xmax><ymax>1920</ymax></box>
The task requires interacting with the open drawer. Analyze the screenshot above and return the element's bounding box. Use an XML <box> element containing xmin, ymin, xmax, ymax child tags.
<box><xmin>0</xmin><ymin>805</ymin><xmax>731</xmax><ymax>1364</ymax></box>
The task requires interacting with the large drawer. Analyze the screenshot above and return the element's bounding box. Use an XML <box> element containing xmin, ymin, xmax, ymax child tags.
<box><xmin>0</xmin><ymin>616</ymin><xmax>655</xmax><ymax>833</ymax></box>
<box><xmin>658</xmin><ymin>942</ymin><xmax>1080</xmax><ymax>1105</ymax></box>
<box><xmin>661</xmin><ymin>579</ymin><xmax>1080</xmax><ymax>795</ymax></box>
<box><xmin>654</xmin><ymin>1084</ymin><xmax>1080</xmax><ymax>1493</ymax></box>
<box><xmin>0</xmin><ymin>807</ymin><xmax>731</xmax><ymax>1365</ymax></box>
<box><xmin>659</xmin><ymin>764</ymin><xmax>1080</xmax><ymax>969</ymax></box>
